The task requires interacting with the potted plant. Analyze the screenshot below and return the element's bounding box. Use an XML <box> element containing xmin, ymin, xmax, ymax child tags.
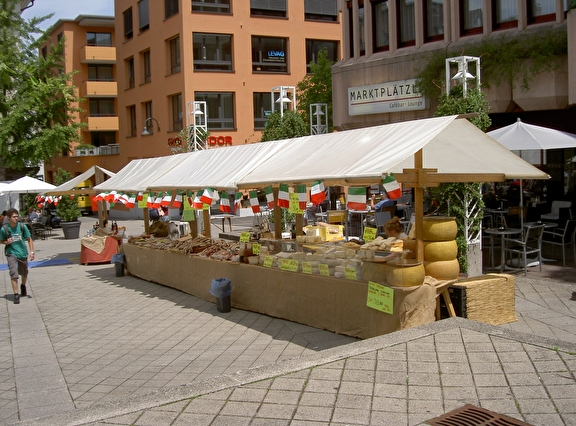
<box><xmin>55</xmin><ymin>168</ymin><xmax>82</xmax><ymax>239</ymax></box>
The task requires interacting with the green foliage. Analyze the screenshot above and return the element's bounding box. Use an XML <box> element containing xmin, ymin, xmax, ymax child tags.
<box><xmin>260</xmin><ymin>110</ymin><xmax>308</xmax><ymax>142</ymax></box>
<box><xmin>434</xmin><ymin>87</ymin><xmax>491</xmax><ymax>132</ymax></box>
<box><xmin>0</xmin><ymin>0</ymin><xmax>84</xmax><ymax>170</ymax></box>
<box><xmin>296</xmin><ymin>49</ymin><xmax>334</xmax><ymax>132</ymax></box>
<box><xmin>54</xmin><ymin>168</ymin><xmax>81</xmax><ymax>222</ymax></box>
<box><xmin>415</xmin><ymin>27</ymin><xmax>567</xmax><ymax>100</ymax></box>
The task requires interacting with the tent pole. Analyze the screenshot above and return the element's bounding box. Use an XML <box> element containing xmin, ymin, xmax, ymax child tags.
<box><xmin>414</xmin><ymin>150</ymin><xmax>424</xmax><ymax>262</ymax></box>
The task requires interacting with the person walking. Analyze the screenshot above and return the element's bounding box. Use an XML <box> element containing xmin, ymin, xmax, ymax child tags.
<box><xmin>1</xmin><ymin>208</ymin><xmax>35</xmax><ymax>304</ymax></box>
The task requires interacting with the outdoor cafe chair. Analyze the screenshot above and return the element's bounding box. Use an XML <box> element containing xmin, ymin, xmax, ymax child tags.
<box><xmin>542</xmin><ymin>219</ymin><xmax>576</xmax><ymax>266</ymax></box>
<box><xmin>504</xmin><ymin>224</ymin><xmax>545</xmax><ymax>276</ymax></box>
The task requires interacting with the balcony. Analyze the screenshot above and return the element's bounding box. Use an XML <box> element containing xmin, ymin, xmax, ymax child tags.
<box><xmin>76</xmin><ymin>144</ymin><xmax>120</xmax><ymax>157</ymax></box>
<box><xmin>82</xmin><ymin>81</ymin><xmax>118</xmax><ymax>98</ymax></box>
<box><xmin>86</xmin><ymin>116</ymin><xmax>119</xmax><ymax>132</ymax></box>
<box><xmin>80</xmin><ymin>46</ymin><xmax>116</xmax><ymax>64</ymax></box>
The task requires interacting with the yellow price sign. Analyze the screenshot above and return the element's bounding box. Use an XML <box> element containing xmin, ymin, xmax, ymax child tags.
<box><xmin>252</xmin><ymin>243</ymin><xmax>261</xmax><ymax>255</ymax></box>
<box><xmin>363</xmin><ymin>227</ymin><xmax>377</xmax><ymax>242</ymax></box>
<box><xmin>239</xmin><ymin>232</ymin><xmax>251</xmax><ymax>242</ymax></box>
<box><xmin>263</xmin><ymin>256</ymin><xmax>274</xmax><ymax>268</ymax></box>
<box><xmin>301</xmin><ymin>261</ymin><xmax>312</xmax><ymax>274</ymax></box>
<box><xmin>366</xmin><ymin>281</ymin><xmax>394</xmax><ymax>314</ymax></box>
<box><xmin>318</xmin><ymin>263</ymin><xmax>330</xmax><ymax>277</ymax></box>
<box><xmin>288</xmin><ymin>192</ymin><xmax>303</xmax><ymax>214</ymax></box>
<box><xmin>280</xmin><ymin>258</ymin><xmax>299</xmax><ymax>272</ymax></box>
<box><xmin>138</xmin><ymin>193</ymin><xmax>149</xmax><ymax>209</ymax></box>
<box><xmin>345</xmin><ymin>267</ymin><xmax>358</xmax><ymax>280</ymax></box>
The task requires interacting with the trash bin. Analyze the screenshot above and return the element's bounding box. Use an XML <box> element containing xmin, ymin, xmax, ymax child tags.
<box><xmin>209</xmin><ymin>278</ymin><xmax>232</xmax><ymax>313</ymax></box>
<box><xmin>111</xmin><ymin>253</ymin><xmax>125</xmax><ymax>277</ymax></box>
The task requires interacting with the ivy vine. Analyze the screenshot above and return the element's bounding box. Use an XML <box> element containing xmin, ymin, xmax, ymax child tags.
<box><xmin>415</xmin><ymin>27</ymin><xmax>568</xmax><ymax>100</ymax></box>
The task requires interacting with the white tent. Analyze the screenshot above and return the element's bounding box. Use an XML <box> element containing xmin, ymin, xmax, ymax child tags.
<box><xmin>487</xmin><ymin>118</ymin><xmax>576</xmax><ymax>151</ymax></box>
<box><xmin>5</xmin><ymin>176</ymin><xmax>56</xmax><ymax>193</ymax></box>
<box><xmin>45</xmin><ymin>165</ymin><xmax>116</xmax><ymax>196</ymax></box>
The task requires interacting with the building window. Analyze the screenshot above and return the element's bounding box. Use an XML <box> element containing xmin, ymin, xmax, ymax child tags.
<box><xmin>252</xmin><ymin>36</ymin><xmax>287</xmax><ymax>73</ymax></box>
<box><xmin>91</xmin><ymin>132</ymin><xmax>116</xmax><ymax>147</ymax></box>
<box><xmin>126</xmin><ymin>57</ymin><xmax>135</xmax><ymax>89</ymax></box>
<box><xmin>89</xmin><ymin>98</ymin><xmax>115</xmax><ymax>116</ymax></box>
<box><xmin>492</xmin><ymin>0</ymin><xmax>518</xmax><ymax>30</ymax></box>
<box><xmin>127</xmin><ymin>105</ymin><xmax>136</xmax><ymax>137</ymax></box>
<box><xmin>165</xmin><ymin>0</ymin><xmax>178</xmax><ymax>19</ymax></box>
<box><xmin>41</xmin><ymin>45</ymin><xmax>48</xmax><ymax>58</ymax></box>
<box><xmin>88</xmin><ymin>65</ymin><xmax>113</xmax><ymax>81</ymax></box>
<box><xmin>169</xmin><ymin>36</ymin><xmax>181</xmax><ymax>74</ymax></box>
<box><xmin>305</xmin><ymin>40</ymin><xmax>339</xmax><ymax>73</ymax></box>
<box><xmin>372</xmin><ymin>0</ymin><xmax>389</xmax><ymax>52</ymax></box>
<box><xmin>171</xmin><ymin>94</ymin><xmax>183</xmax><ymax>132</ymax></box>
<box><xmin>424</xmin><ymin>0</ymin><xmax>443</xmax><ymax>42</ymax></box>
<box><xmin>253</xmin><ymin>92</ymin><xmax>272</xmax><ymax>129</ymax></box>
<box><xmin>397</xmin><ymin>0</ymin><xmax>415</xmax><ymax>48</ymax></box>
<box><xmin>192</xmin><ymin>0</ymin><xmax>231</xmax><ymax>14</ymax></box>
<box><xmin>527</xmin><ymin>0</ymin><xmax>556</xmax><ymax>23</ymax></box>
<box><xmin>143</xmin><ymin>101</ymin><xmax>154</xmax><ymax>133</ymax></box>
<box><xmin>461</xmin><ymin>0</ymin><xmax>483</xmax><ymax>35</ymax></box>
<box><xmin>347</xmin><ymin>2</ymin><xmax>354</xmax><ymax>57</ymax></box>
<box><xmin>195</xmin><ymin>92</ymin><xmax>234</xmax><ymax>129</ymax></box>
<box><xmin>123</xmin><ymin>8</ymin><xmax>133</xmax><ymax>40</ymax></box>
<box><xmin>304</xmin><ymin>0</ymin><xmax>339</xmax><ymax>22</ymax></box>
<box><xmin>141</xmin><ymin>50</ymin><xmax>151</xmax><ymax>84</ymax></box>
<box><xmin>193</xmin><ymin>33</ymin><xmax>233</xmax><ymax>71</ymax></box>
<box><xmin>138</xmin><ymin>0</ymin><xmax>150</xmax><ymax>32</ymax></box>
<box><xmin>250</xmin><ymin>0</ymin><xmax>287</xmax><ymax>18</ymax></box>
<box><xmin>87</xmin><ymin>32</ymin><xmax>112</xmax><ymax>47</ymax></box>
<box><xmin>358</xmin><ymin>3</ymin><xmax>365</xmax><ymax>55</ymax></box>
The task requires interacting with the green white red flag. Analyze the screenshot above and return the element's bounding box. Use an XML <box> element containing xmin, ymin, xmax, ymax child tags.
<box><xmin>200</xmin><ymin>188</ymin><xmax>216</xmax><ymax>204</ymax></box>
<box><xmin>296</xmin><ymin>185</ymin><xmax>307</xmax><ymax>210</ymax></box>
<box><xmin>193</xmin><ymin>191</ymin><xmax>204</xmax><ymax>209</ymax></box>
<box><xmin>220</xmin><ymin>194</ymin><xmax>231</xmax><ymax>213</ymax></box>
<box><xmin>264</xmin><ymin>186</ymin><xmax>275</xmax><ymax>209</ymax></box>
<box><xmin>160</xmin><ymin>192</ymin><xmax>172</xmax><ymax>207</ymax></box>
<box><xmin>347</xmin><ymin>187</ymin><xmax>366</xmax><ymax>211</ymax></box>
<box><xmin>382</xmin><ymin>173</ymin><xmax>402</xmax><ymax>199</ymax></box>
<box><xmin>234</xmin><ymin>192</ymin><xmax>242</xmax><ymax>213</ymax></box>
<box><xmin>277</xmin><ymin>184</ymin><xmax>290</xmax><ymax>208</ymax></box>
<box><xmin>146</xmin><ymin>192</ymin><xmax>155</xmax><ymax>208</ymax></box>
<box><xmin>310</xmin><ymin>180</ymin><xmax>326</xmax><ymax>205</ymax></box>
<box><xmin>249</xmin><ymin>190</ymin><xmax>260</xmax><ymax>213</ymax></box>
<box><xmin>172</xmin><ymin>190</ymin><xmax>182</xmax><ymax>209</ymax></box>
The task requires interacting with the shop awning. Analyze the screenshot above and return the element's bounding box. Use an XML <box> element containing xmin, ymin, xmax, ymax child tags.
<box><xmin>45</xmin><ymin>165</ymin><xmax>116</xmax><ymax>196</ymax></box>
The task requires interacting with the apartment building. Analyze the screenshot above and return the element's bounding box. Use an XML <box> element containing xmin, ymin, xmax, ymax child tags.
<box><xmin>333</xmin><ymin>0</ymin><xmax>575</xmax><ymax>199</ymax></box>
<box><xmin>115</xmin><ymin>0</ymin><xmax>341</xmax><ymax>160</ymax></box>
<box><xmin>43</xmin><ymin>15</ymin><xmax>121</xmax><ymax>183</ymax></box>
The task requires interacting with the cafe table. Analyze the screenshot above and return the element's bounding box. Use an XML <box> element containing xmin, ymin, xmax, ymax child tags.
<box><xmin>484</xmin><ymin>227</ymin><xmax>522</xmax><ymax>273</ymax></box>
<box><xmin>485</xmin><ymin>208</ymin><xmax>509</xmax><ymax>228</ymax></box>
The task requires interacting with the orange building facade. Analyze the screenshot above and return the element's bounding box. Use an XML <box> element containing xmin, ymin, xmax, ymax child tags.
<box><xmin>45</xmin><ymin>1</ymin><xmax>341</xmax><ymax>181</ymax></box>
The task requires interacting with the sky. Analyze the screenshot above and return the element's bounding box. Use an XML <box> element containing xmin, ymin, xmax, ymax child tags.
<box><xmin>21</xmin><ymin>0</ymin><xmax>115</xmax><ymax>31</ymax></box>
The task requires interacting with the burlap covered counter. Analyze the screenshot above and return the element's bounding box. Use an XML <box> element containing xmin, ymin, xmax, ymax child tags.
<box><xmin>123</xmin><ymin>244</ymin><xmax>437</xmax><ymax>339</ymax></box>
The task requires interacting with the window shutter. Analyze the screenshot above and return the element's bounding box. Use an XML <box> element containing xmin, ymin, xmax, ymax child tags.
<box><xmin>305</xmin><ymin>0</ymin><xmax>338</xmax><ymax>16</ymax></box>
<box><xmin>250</xmin><ymin>0</ymin><xmax>287</xmax><ymax>12</ymax></box>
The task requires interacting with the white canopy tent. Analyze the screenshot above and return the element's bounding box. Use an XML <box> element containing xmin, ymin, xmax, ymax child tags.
<box><xmin>45</xmin><ymin>165</ymin><xmax>116</xmax><ymax>196</ymax></box>
<box><xmin>5</xmin><ymin>176</ymin><xmax>56</xmax><ymax>194</ymax></box>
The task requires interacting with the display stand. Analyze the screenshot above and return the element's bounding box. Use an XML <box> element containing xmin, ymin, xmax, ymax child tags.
<box><xmin>80</xmin><ymin>236</ymin><xmax>119</xmax><ymax>265</ymax></box>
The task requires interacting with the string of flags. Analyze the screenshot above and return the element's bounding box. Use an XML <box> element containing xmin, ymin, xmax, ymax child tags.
<box><xmin>34</xmin><ymin>177</ymin><xmax>398</xmax><ymax>214</ymax></box>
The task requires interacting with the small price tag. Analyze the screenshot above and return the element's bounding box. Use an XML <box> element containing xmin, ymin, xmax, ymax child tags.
<box><xmin>366</xmin><ymin>281</ymin><xmax>394</xmax><ymax>314</ymax></box>
<box><xmin>280</xmin><ymin>258</ymin><xmax>299</xmax><ymax>272</ymax></box>
<box><xmin>363</xmin><ymin>227</ymin><xmax>377</xmax><ymax>242</ymax></box>
<box><xmin>263</xmin><ymin>256</ymin><xmax>274</xmax><ymax>268</ymax></box>
<box><xmin>301</xmin><ymin>261</ymin><xmax>312</xmax><ymax>274</ymax></box>
<box><xmin>345</xmin><ymin>267</ymin><xmax>358</xmax><ymax>280</ymax></box>
<box><xmin>239</xmin><ymin>232</ymin><xmax>250</xmax><ymax>242</ymax></box>
<box><xmin>318</xmin><ymin>263</ymin><xmax>330</xmax><ymax>276</ymax></box>
<box><xmin>252</xmin><ymin>243</ymin><xmax>261</xmax><ymax>255</ymax></box>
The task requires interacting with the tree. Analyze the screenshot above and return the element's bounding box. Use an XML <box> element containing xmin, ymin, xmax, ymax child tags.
<box><xmin>260</xmin><ymin>110</ymin><xmax>308</xmax><ymax>142</ymax></box>
<box><xmin>296</xmin><ymin>49</ymin><xmax>334</xmax><ymax>132</ymax></box>
<box><xmin>0</xmin><ymin>0</ymin><xmax>84</xmax><ymax>177</ymax></box>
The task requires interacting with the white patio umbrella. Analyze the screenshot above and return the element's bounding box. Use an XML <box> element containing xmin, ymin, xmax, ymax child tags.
<box><xmin>5</xmin><ymin>176</ymin><xmax>56</xmax><ymax>193</ymax></box>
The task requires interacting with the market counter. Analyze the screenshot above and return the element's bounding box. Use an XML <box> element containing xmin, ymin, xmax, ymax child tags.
<box><xmin>123</xmin><ymin>244</ymin><xmax>437</xmax><ymax>339</ymax></box>
<box><xmin>81</xmin><ymin>235</ymin><xmax>119</xmax><ymax>265</ymax></box>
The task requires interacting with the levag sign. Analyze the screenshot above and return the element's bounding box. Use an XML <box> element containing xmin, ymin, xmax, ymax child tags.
<box><xmin>348</xmin><ymin>79</ymin><xmax>427</xmax><ymax>116</ymax></box>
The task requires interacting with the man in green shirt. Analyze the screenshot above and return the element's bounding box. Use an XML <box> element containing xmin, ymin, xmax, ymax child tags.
<box><xmin>1</xmin><ymin>208</ymin><xmax>35</xmax><ymax>304</ymax></box>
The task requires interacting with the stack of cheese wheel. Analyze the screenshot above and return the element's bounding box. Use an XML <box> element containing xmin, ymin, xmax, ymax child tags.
<box><xmin>422</xmin><ymin>216</ymin><xmax>460</xmax><ymax>280</ymax></box>
<box><xmin>385</xmin><ymin>260</ymin><xmax>425</xmax><ymax>287</ymax></box>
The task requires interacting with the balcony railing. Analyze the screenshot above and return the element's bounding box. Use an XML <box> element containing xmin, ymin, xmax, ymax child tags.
<box><xmin>82</xmin><ymin>81</ymin><xmax>118</xmax><ymax>98</ymax></box>
<box><xmin>80</xmin><ymin>46</ymin><xmax>116</xmax><ymax>64</ymax></box>
<box><xmin>86</xmin><ymin>116</ymin><xmax>119</xmax><ymax>131</ymax></box>
<box><xmin>75</xmin><ymin>144</ymin><xmax>119</xmax><ymax>156</ymax></box>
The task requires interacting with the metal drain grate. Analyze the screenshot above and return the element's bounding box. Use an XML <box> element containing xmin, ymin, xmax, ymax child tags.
<box><xmin>426</xmin><ymin>404</ymin><xmax>532</xmax><ymax>426</ymax></box>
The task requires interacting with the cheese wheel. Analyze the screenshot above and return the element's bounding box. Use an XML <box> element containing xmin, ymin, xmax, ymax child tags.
<box><xmin>385</xmin><ymin>263</ymin><xmax>425</xmax><ymax>287</ymax></box>
<box><xmin>424</xmin><ymin>259</ymin><xmax>460</xmax><ymax>280</ymax></box>
<box><xmin>423</xmin><ymin>216</ymin><xmax>457</xmax><ymax>241</ymax></box>
<box><xmin>423</xmin><ymin>240</ymin><xmax>458</xmax><ymax>261</ymax></box>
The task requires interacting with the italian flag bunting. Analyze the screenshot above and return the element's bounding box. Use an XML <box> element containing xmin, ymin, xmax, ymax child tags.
<box><xmin>146</xmin><ymin>193</ymin><xmax>154</xmax><ymax>208</ymax></box>
<box><xmin>220</xmin><ymin>194</ymin><xmax>231</xmax><ymax>213</ymax></box>
<box><xmin>382</xmin><ymin>173</ymin><xmax>402</xmax><ymax>200</ymax></box>
<box><xmin>249</xmin><ymin>190</ymin><xmax>261</xmax><ymax>213</ymax></box>
<box><xmin>186</xmin><ymin>190</ymin><xmax>194</xmax><ymax>207</ymax></box>
<box><xmin>347</xmin><ymin>187</ymin><xmax>367</xmax><ymax>211</ymax></box>
<box><xmin>160</xmin><ymin>192</ymin><xmax>172</xmax><ymax>207</ymax></box>
<box><xmin>193</xmin><ymin>191</ymin><xmax>204</xmax><ymax>209</ymax></box>
<box><xmin>277</xmin><ymin>183</ymin><xmax>290</xmax><ymax>208</ymax></box>
<box><xmin>200</xmin><ymin>188</ymin><xmax>215</xmax><ymax>204</ymax></box>
<box><xmin>234</xmin><ymin>192</ymin><xmax>242</xmax><ymax>213</ymax></box>
<box><xmin>296</xmin><ymin>185</ymin><xmax>307</xmax><ymax>210</ymax></box>
<box><xmin>153</xmin><ymin>193</ymin><xmax>163</xmax><ymax>209</ymax></box>
<box><xmin>126</xmin><ymin>194</ymin><xmax>136</xmax><ymax>209</ymax></box>
<box><xmin>172</xmin><ymin>190</ymin><xmax>183</xmax><ymax>209</ymax></box>
<box><xmin>136</xmin><ymin>191</ymin><xmax>144</xmax><ymax>201</ymax></box>
<box><xmin>310</xmin><ymin>180</ymin><xmax>326</xmax><ymax>205</ymax></box>
<box><xmin>117</xmin><ymin>193</ymin><xmax>129</xmax><ymax>206</ymax></box>
<box><xmin>264</xmin><ymin>186</ymin><xmax>275</xmax><ymax>210</ymax></box>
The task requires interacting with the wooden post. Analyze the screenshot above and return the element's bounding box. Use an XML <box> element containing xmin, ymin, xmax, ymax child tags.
<box><xmin>414</xmin><ymin>150</ymin><xmax>424</xmax><ymax>262</ymax></box>
<box><xmin>203</xmin><ymin>209</ymin><xmax>211</xmax><ymax>237</ymax></box>
<box><xmin>274</xmin><ymin>188</ymin><xmax>282</xmax><ymax>239</ymax></box>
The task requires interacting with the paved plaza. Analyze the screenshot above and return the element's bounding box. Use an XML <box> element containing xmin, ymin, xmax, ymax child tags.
<box><xmin>1</xmin><ymin>216</ymin><xmax>575</xmax><ymax>425</ymax></box>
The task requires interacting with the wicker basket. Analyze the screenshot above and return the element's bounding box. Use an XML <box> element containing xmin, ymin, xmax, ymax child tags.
<box><xmin>423</xmin><ymin>216</ymin><xmax>457</xmax><ymax>241</ymax></box>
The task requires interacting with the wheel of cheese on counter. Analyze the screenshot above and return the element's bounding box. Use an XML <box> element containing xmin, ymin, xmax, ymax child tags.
<box><xmin>424</xmin><ymin>258</ymin><xmax>460</xmax><ymax>280</ymax></box>
<box><xmin>423</xmin><ymin>216</ymin><xmax>457</xmax><ymax>241</ymax></box>
<box><xmin>423</xmin><ymin>240</ymin><xmax>458</xmax><ymax>261</ymax></box>
<box><xmin>385</xmin><ymin>262</ymin><xmax>425</xmax><ymax>287</ymax></box>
